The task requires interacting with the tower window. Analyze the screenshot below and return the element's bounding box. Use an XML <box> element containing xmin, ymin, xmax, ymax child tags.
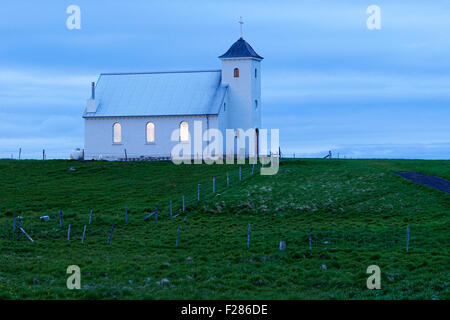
<box><xmin>180</xmin><ymin>121</ymin><xmax>189</xmax><ymax>142</ymax></box>
<box><xmin>255</xmin><ymin>68</ymin><xmax>257</xmax><ymax>78</ymax></box>
<box><xmin>113</xmin><ymin>122</ymin><xmax>122</xmax><ymax>144</ymax></box>
<box><xmin>234</xmin><ymin>68</ymin><xmax>239</xmax><ymax>78</ymax></box>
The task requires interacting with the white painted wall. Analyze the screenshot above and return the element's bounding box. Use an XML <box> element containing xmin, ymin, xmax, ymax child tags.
<box><xmin>84</xmin><ymin>115</ymin><xmax>218</xmax><ymax>160</ymax></box>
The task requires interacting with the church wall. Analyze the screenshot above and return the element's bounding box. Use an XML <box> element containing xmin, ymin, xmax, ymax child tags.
<box><xmin>84</xmin><ymin>115</ymin><xmax>218</xmax><ymax>160</ymax></box>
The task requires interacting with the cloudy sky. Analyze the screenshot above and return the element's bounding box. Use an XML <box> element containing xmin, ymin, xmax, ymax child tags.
<box><xmin>1</xmin><ymin>0</ymin><xmax>449</xmax><ymax>159</ymax></box>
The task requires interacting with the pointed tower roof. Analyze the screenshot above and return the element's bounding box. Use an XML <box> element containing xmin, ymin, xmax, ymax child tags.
<box><xmin>219</xmin><ymin>38</ymin><xmax>263</xmax><ymax>60</ymax></box>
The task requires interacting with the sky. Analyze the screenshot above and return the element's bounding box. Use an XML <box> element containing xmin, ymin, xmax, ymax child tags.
<box><xmin>0</xmin><ymin>0</ymin><xmax>449</xmax><ymax>159</ymax></box>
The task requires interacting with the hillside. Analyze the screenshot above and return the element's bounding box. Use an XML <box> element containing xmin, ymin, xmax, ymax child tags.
<box><xmin>0</xmin><ymin>159</ymin><xmax>448</xmax><ymax>299</ymax></box>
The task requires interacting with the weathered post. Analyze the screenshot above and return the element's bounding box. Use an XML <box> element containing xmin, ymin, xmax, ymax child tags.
<box><xmin>213</xmin><ymin>177</ymin><xmax>215</xmax><ymax>193</ymax></box>
<box><xmin>13</xmin><ymin>214</ymin><xmax>16</xmax><ymax>232</ymax></box>
<box><xmin>89</xmin><ymin>209</ymin><xmax>93</xmax><ymax>225</ymax></box>
<box><xmin>17</xmin><ymin>216</ymin><xmax>22</xmax><ymax>241</ymax></box>
<box><xmin>182</xmin><ymin>195</ymin><xmax>185</xmax><ymax>212</ymax></box>
<box><xmin>176</xmin><ymin>226</ymin><xmax>181</xmax><ymax>247</ymax></box>
<box><xmin>19</xmin><ymin>227</ymin><xmax>34</xmax><ymax>243</ymax></box>
<box><xmin>67</xmin><ymin>224</ymin><xmax>71</xmax><ymax>242</ymax></box>
<box><xmin>198</xmin><ymin>184</ymin><xmax>201</xmax><ymax>201</ymax></box>
<box><xmin>309</xmin><ymin>229</ymin><xmax>312</xmax><ymax>250</ymax></box>
<box><xmin>125</xmin><ymin>205</ymin><xmax>128</xmax><ymax>224</ymax></box>
<box><xmin>81</xmin><ymin>225</ymin><xmax>86</xmax><ymax>243</ymax></box>
<box><xmin>247</xmin><ymin>223</ymin><xmax>251</xmax><ymax>249</ymax></box>
<box><xmin>406</xmin><ymin>226</ymin><xmax>410</xmax><ymax>253</ymax></box>
<box><xmin>59</xmin><ymin>210</ymin><xmax>63</xmax><ymax>228</ymax></box>
<box><xmin>107</xmin><ymin>224</ymin><xmax>115</xmax><ymax>244</ymax></box>
<box><xmin>155</xmin><ymin>204</ymin><xmax>158</xmax><ymax>221</ymax></box>
<box><xmin>170</xmin><ymin>200</ymin><xmax>173</xmax><ymax>217</ymax></box>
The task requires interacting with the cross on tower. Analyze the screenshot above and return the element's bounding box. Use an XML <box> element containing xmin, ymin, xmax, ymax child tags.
<box><xmin>239</xmin><ymin>17</ymin><xmax>244</xmax><ymax>38</ymax></box>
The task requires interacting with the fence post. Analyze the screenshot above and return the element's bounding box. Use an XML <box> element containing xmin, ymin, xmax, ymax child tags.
<box><xmin>125</xmin><ymin>205</ymin><xmax>128</xmax><ymax>224</ymax></box>
<box><xmin>89</xmin><ymin>209</ymin><xmax>93</xmax><ymax>225</ymax></box>
<box><xmin>67</xmin><ymin>224</ymin><xmax>71</xmax><ymax>242</ymax></box>
<box><xmin>239</xmin><ymin>167</ymin><xmax>242</xmax><ymax>181</ymax></box>
<box><xmin>155</xmin><ymin>204</ymin><xmax>158</xmax><ymax>221</ymax></box>
<box><xmin>42</xmin><ymin>149</ymin><xmax>45</xmax><ymax>160</ymax></box>
<box><xmin>81</xmin><ymin>225</ymin><xmax>86</xmax><ymax>243</ymax></box>
<box><xmin>406</xmin><ymin>226</ymin><xmax>410</xmax><ymax>253</ymax></box>
<box><xmin>247</xmin><ymin>223</ymin><xmax>251</xmax><ymax>249</ymax></box>
<box><xmin>13</xmin><ymin>214</ymin><xmax>16</xmax><ymax>232</ymax></box>
<box><xmin>213</xmin><ymin>177</ymin><xmax>215</xmax><ymax>193</ymax></box>
<box><xmin>309</xmin><ymin>229</ymin><xmax>312</xmax><ymax>250</ymax></box>
<box><xmin>198</xmin><ymin>184</ymin><xmax>201</xmax><ymax>201</ymax></box>
<box><xmin>17</xmin><ymin>216</ymin><xmax>22</xmax><ymax>241</ymax></box>
<box><xmin>59</xmin><ymin>210</ymin><xmax>63</xmax><ymax>228</ymax></box>
<box><xmin>170</xmin><ymin>200</ymin><xmax>173</xmax><ymax>217</ymax></box>
<box><xmin>107</xmin><ymin>224</ymin><xmax>115</xmax><ymax>244</ymax></box>
<box><xmin>182</xmin><ymin>195</ymin><xmax>185</xmax><ymax>212</ymax></box>
<box><xmin>176</xmin><ymin>226</ymin><xmax>180</xmax><ymax>247</ymax></box>
<box><xmin>252</xmin><ymin>164</ymin><xmax>255</xmax><ymax>175</ymax></box>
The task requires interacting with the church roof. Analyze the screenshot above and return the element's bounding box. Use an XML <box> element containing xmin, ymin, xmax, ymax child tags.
<box><xmin>219</xmin><ymin>37</ymin><xmax>263</xmax><ymax>60</ymax></box>
<box><xmin>83</xmin><ymin>70</ymin><xmax>227</xmax><ymax>118</ymax></box>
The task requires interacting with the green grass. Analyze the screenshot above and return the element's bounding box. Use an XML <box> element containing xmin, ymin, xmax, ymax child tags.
<box><xmin>0</xmin><ymin>159</ymin><xmax>448</xmax><ymax>299</ymax></box>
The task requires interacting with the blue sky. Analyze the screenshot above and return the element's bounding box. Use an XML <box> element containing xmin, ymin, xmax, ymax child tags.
<box><xmin>0</xmin><ymin>0</ymin><xmax>449</xmax><ymax>159</ymax></box>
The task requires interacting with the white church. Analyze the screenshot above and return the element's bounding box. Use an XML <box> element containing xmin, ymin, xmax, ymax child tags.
<box><xmin>83</xmin><ymin>35</ymin><xmax>263</xmax><ymax>160</ymax></box>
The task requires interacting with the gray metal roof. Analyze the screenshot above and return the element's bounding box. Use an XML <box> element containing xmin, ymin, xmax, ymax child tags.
<box><xmin>219</xmin><ymin>37</ymin><xmax>263</xmax><ymax>60</ymax></box>
<box><xmin>83</xmin><ymin>70</ymin><xmax>227</xmax><ymax>118</ymax></box>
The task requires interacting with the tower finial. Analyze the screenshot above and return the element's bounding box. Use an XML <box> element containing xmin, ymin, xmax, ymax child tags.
<box><xmin>239</xmin><ymin>16</ymin><xmax>244</xmax><ymax>38</ymax></box>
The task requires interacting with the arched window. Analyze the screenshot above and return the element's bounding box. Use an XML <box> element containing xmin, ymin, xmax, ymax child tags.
<box><xmin>255</xmin><ymin>68</ymin><xmax>257</xmax><ymax>78</ymax></box>
<box><xmin>234</xmin><ymin>68</ymin><xmax>239</xmax><ymax>78</ymax></box>
<box><xmin>179</xmin><ymin>121</ymin><xmax>189</xmax><ymax>142</ymax></box>
<box><xmin>255</xmin><ymin>100</ymin><xmax>258</xmax><ymax>110</ymax></box>
<box><xmin>146</xmin><ymin>122</ymin><xmax>155</xmax><ymax>143</ymax></box>
<box><xmin>113</xmin><ymin>122</ymin><xmax>122</xmax><ymax>144</ymax></box>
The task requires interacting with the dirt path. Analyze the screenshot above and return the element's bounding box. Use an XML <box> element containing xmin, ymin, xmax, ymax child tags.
<box><xmin>394</xmin><ymin>171</ymin><xmax>450</xmax><ymax>194</ymax></box>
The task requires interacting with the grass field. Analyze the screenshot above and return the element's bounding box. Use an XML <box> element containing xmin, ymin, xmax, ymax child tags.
<box><xmin>0</xmin><ymin>158</ymin><xmax>448</xmax><ymax>299</ymax></box>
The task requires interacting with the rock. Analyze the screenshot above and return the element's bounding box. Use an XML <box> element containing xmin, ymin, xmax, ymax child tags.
<box><xmin>156</xmin><ymin>278</ymin><xmax>170</xmax><ymax>285</ymax></box>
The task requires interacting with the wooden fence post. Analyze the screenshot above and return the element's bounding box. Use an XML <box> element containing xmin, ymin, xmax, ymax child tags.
<box><xmin>17</xmin><ymin>216</ymin><xmax>22</xmax><ymax>241</ymax></box>
<box><xmin>406</xmin><ymin>226</ymin><xmax>410</xmax><ymax>253</ymax></box>
<box><xmin>81</xmin><ymin>225</ymin><xmax>86</xmax><ymax>243</ymax></box>
<box><xmin>155</xmin><ymin>204</ymin><xmax>158</xmax><ymax>221</ymax></box>
<box><xmin>176</xmin><ymin>226</ymin><xmax>180</xmax><ymax>247</ymax></box>
<box><xmin>247</xmin><ymin>223</ymin><xmax>251</xmax><ymax>249</ymax></box>
<box><xmin>309</xmin><ymin>229</ymin><xmax>312</xmax><ymax>250</ymax></box>
<box><xmin>89</xmin><ymin>210</ymin><xmax>93</xmax><ymax>225</ymax></box>
<box><xmin>19</xmin><ymin>227</ymin><xmax>34</xmax><ymax>243</ymax></box>
<box><xmin>170</xmin><ymin>200</ymin><xmax>173</xmax><ymax>217</ymax></box>
<box><xmin>182</xmin><ymin>195</ymin><xmax>185</xmax><ymax>212</ymax></box>
<box><xmin>125</xmin><ymin>205</ymin><xmax>128</xmax><ymax>224</ymax></box>
<box><xmin>67</xmin><ymin>224</ymin><xmax>71</xmax><ymax>242</ymax></box>
<box><xmin>213</xmin><ymin>177</ymin><xmax>215</xmax><ymax>193</ymax></box>
<box><xmin>198</xmin><ymin>184</ymin><xmax>200</xmax><ymax>201</ymax></box>
<box><xmin>13</xmin><ymin>214</ymin><xmax>16</xmax><ymax>232</ymax></box>
<box><xmin>107</xmin><ymin>224</ymin><xmax>115</xmax><ymax>244</ymax></box>
<box><xmin>59</xmin><ymin>210</ymin><xmax>63</xmax><ymax>228</ymax></box>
